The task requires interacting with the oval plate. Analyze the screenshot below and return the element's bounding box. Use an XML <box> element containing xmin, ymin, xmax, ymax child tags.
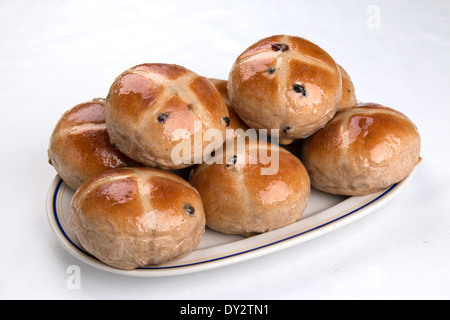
<box><xmin>46</xmin><ymin>168</ymin><xmax>416</xmax><ymax>277</ymax></box>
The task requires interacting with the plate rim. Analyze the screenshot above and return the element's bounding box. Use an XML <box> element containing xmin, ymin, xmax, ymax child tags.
<box><xmin>46</xmin><ymin>168</ymin><xmax>416</xmax><ymax>277</ymax></box>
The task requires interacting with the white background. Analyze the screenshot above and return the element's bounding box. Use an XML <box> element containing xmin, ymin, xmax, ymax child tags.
<box><xmin>1</xmin><ymin>0</ymin><xmax>449</xmax><ymax>300</ymax></box>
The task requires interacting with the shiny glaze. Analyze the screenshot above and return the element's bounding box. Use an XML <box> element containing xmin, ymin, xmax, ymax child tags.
<box><xmin>106</xmin><ymin>63</ymin><xmax>228</xmax><ymax>129</ymax></box>
<box><xmin>188</xmin><ymin>76</ymin><xmax>229</xmax><ymax>127</ymax></box>
<box><xmin>242</xmin><ymin>143</ymin><xmax>308</xmax><ymax>206</ymax></box>
<box><xmin>227</xmin><ymin>34</ymin><xmax>342</xmax><ymax>142</ymax></box>
<box><xmin>82</xmin><ymin>176</ymin><xmax>142</xmax><ymax>222</ymax></box>
<box><xmin>104</xmin><ymin>63</ymin><xmax>229</xmax><ymax>169</ymax></box>
<box><xmin>189</xmin><ymin>139</ymin><xmax>310</xmax><ymax>235</ymax></box>
<box><xmin>348</xmin><ymin>110</ymin><xmax>416</xmax><ymax>166</ymax></box>
<box><xmin>108</xmin><ymin>71</ymin><xmax>164</xmax><ymax>124</ymax></box>
<box><xmin>139</xmin><ymin>175</ymin><xmax>203</xmax><ymax>231</ymax></box>
<box><xmin>74</xmin><ymin>167</ymin><xmax>204</xmax><ymax>231</ymax></box>
<box><xmin>313</xmin><ymin>104</ymin><xmax>419</xmax><ymax>167</ymax></box>
<box><xmin>63</xmin><ymin>129</ymin><xmax>136</xmax><ymax>176</ymax></box>
<box><xmin>256</xmin><ymin>179</ymin><xmax>291</xmax><ymax>205</ymax></box>
<box><xmin>158</xmin><ymin>94</ymin><xmax>201</xmax><ymax>139</ymax></box>
<box><xmin>48</xmin><ymin>99</ymin><xmax>139</xmax><ymax>190</ymax></box>
<box><xmin>302</xmin><ymin>103</ymin><xmax>421</xmax><ymax>195</ymax></box>
<box><xmin>64</xmin><ymin>99</ymin><xmax>106</xmax><ymax>126</ymax></box>
<box><xmin>133</xmin><ymin>63</ymin><xmax>189</xmax><ymax>80</ymax></box>
<box><xmin>70</xmin><ymin>167</ymin><xmax>205</xmax><ymax>269</ymax></box>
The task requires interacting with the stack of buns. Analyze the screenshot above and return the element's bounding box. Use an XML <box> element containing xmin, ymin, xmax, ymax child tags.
<box><xmin>48</xmin><ymin>34</ymin><xmax>421</xmax><ymax>270</ymax></box>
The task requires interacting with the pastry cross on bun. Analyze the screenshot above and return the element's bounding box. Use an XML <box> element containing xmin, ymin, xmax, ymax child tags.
<box><xmin>48</xmin><ymin>98</ymin><xmax>139</xmax><ymax>190</ymax></box>
<box><xmin>69</xmin><ymin>167</ymin><xmax>206</xmax><ymax>270</ymax></box>
<box><xmin>189</xmin><ymin>138</ymin><xmax>310</xmax><ymax>236</ymax></box>
<box><xmin>105</xmin><ymin>63</ymin><xmax>230</xmax><ymax>169</ymax></box>
<box><xmin>227</xmin><ymin>34</ymin><xmax>342</xmax><ymax>144</ymax></box>
<box><xmin>302</xmin><ymin>103</ymin><xmax>421</xmax><ymax>196</ymax></box>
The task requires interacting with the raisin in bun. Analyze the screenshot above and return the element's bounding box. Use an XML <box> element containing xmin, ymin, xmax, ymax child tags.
<box><xmin>337</xmin><ymin>64</ymin><xmax>357</xmax><ymax>111</ymax></box>
<box><xmin>209</xmin><ymin>78</ymin><xmax>249</xmax><ymax>139</ymax></box>
<box><xmin>105</xmin><ymin>63</ymin><xmax>229</xmax><ymax>169</ymax></box>
<box><xmin>302</xmin><ymin>103</ymin><xmax>421</xmax><ymax>196</ymax></box>
<box><xmin>189</xmin><ymin>138</ymin><xmax>310</xmax><ymax>236</ymax></box>
<box><xmin>69</xmin><ymin>167</ymin><xmax>205</xmax><ymax>270</ymax></box>
<box><xmin>227</xmin><ymin>35</ymin><xmax>342</xmax><ymax>144</ymax></box>
<box><xmin>48</xmin><ymin>98</ymin><xmax>139</xmax><ymax>190</ymax></box>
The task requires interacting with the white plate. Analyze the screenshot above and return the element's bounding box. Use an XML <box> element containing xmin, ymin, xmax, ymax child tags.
<box><xmin>46</xmin><ymin>168</ymin><xmax>416</xmax><ymax>277</ymax></box>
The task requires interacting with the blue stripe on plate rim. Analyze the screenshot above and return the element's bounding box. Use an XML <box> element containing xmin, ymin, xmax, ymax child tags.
<box><xmin>51</xmin><ymin>177</ymin><xmax>399</xmax><ymax>271</ymax></box>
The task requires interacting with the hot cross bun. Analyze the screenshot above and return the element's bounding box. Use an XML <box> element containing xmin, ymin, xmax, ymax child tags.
<box><xmin>69</xmin><ymin>167</ymin><xmax>205</xmax><ymax>270</ymax></box>
<box><xmin>227</xmin><ymin>35</ymin><xmax>342</xmax><ymax>144</ymax></box>
<box><xmin>301</xmin><ymin>103</ymin><xmax>421</xmax><ymax>195</ymax></box>
<box><xmin>105</xmin><ymin>63</ymin><xmax>230</xmax><ymax>169</ymax></box>
<box><xmin>189</xmin><ymin>138</ymin><xmax>310</xmax><ymax>236</ymax></box>
<box><xmin>48</xmin><ymin>98</ymin><xmax>139</xmax><ymax>190</ymax></box>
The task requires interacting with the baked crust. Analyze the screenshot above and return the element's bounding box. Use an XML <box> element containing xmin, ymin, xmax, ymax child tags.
<box><xmin>48</xmin><ymin>98</ymin><xmax>139</xmax><ymax>190</ymax></box>
<box><xmin>189</xmin><ymin>139</ymin><xmax>310</xmax><ymax>236</ymax></box>
<box><xmin>227</xmin><ymin>35</ymin><xmax>342</xmax><ymax>144</ymax></box>
<box><xmin>301</xmin><ymin>103</ymin><xmax>421</xmax><ymax>195</ymax></box>
<box><xmin>69</xmin><ymin>167</ymin><xmax>205</xmax><ymax>270</ymax></box>
<box><xmin>105</xmin><ymin>63</ymin><xmax>229</xmax><ymax>169</ymax></box>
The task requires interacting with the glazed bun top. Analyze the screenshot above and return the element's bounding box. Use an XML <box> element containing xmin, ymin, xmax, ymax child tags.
<box><xmin>190</xmin><ymin>137</ymin><xmax>310</xmax><ymax>197</ymax></box>
<box><xmin>227</xmin><ymin>34</ymin><xmax>342</xmax><ymax>143</ymax></box>
<box><xmin>70</xmin><ymin>167</ymin><xmax>205</xmax><ymax>269</ymax></box>
<box><xmin>301</xmin><ymin>102</ymin><xmax>421</xmax><ymax>195</ymax></box>
<box><xmin>48</xmin><ymin>98</ymin><xmax>139</xmax><ymax>190</ymax></box>
<box><xmin>189</xmin><ymin>137</ymin><xmax>311</xmax><ymax>235</ymax></box>
<box><xmin>306</xmin><ymin>103</ymin><xmax>421</xmax><ymax>162</ymax></box>
<box><xmin>105</xmin><ymin>63</ymin><xmax>230</xmax><ymax>169</ymax></box>
<box><xmin>72</xmin><ymin>167</ymin><xmax>204</xmax><ymax>236</ymax></box>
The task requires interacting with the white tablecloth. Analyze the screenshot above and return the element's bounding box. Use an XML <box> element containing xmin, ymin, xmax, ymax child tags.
<box><xmin>1</xmin><ymin>0</ymin><xmax>449</xmax><ymax>300</ymax></box>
